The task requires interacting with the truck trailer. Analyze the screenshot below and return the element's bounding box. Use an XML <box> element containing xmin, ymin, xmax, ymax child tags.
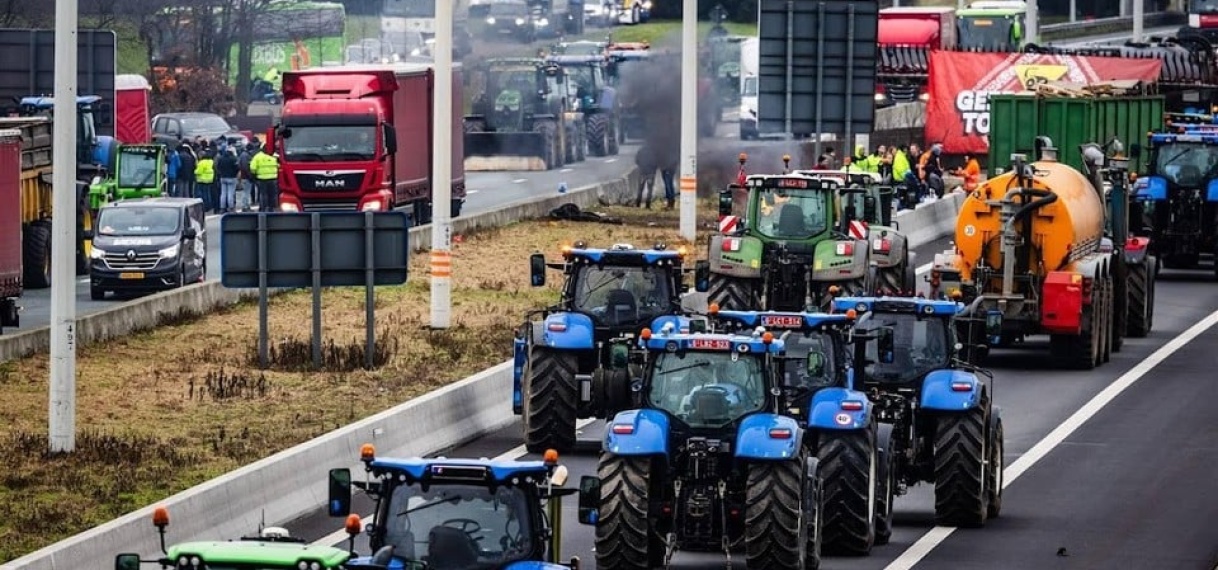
<box><xmin>0</xmin><ymin>129</ymin><xmax>22</xmax><ymax>334</ymax></box>
<box><xmin>271</xmin><ymin>64</ymin><xmax>466</xmax><ymax>224</ymax></box>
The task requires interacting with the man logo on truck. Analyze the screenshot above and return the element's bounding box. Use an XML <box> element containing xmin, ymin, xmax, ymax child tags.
<box><xmin>316</xmin><ymin>179</ymin><xmax>346</xmax><ymax>188</ymax></box>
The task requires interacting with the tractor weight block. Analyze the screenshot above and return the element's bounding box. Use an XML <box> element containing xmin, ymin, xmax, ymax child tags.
<box><xmin>463</xmin><ymin>132</ymin><xmax>550</xmax><ymax>171</ymax></box>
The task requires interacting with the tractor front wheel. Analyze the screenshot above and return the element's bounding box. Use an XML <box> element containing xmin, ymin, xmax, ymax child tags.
<box><xmin>817</xmin><ymin>428</ymin><xmax>877</xmax><ymax>555</ymax></box>
<box><xmin>745</xmin><ymin>452</ymin><xmax>810</xmax><ymax>569</ymax></box>
<box><xmin>523</xmin><ymin>347</ymin><xmax>578</xmax><ymax>454</ymax></box>
<box><xmin>596</xmin><ymin>453</ymin><xmax>663</xmax><ymax>570</ymax></box>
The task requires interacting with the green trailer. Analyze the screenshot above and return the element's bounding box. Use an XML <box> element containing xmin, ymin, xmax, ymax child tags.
<box><xmin>988</xmin><ymin>93</ymin><xmax>1165</xmax><ymax>177</ymax></box>
<box><xmin>88</xmin><ymin>144</ymin><xmax>168</xmax><ymax>210</ymax></box>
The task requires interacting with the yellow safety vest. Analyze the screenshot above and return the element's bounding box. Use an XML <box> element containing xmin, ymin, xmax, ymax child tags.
<box><xmin>252</xmin><ymin>152</ymin><xmax>279</xmax><ymax>180</ymax></box>
<box><xmin>195</xmin><ymin>159</ymin><xmax>215</xmax><ymax>184</ymax></box>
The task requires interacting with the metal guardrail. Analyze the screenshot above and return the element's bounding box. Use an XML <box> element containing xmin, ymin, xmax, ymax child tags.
<box><xmin>1040</xmin><ymin>11</ymin><xmax>1185</xmax><ymax>40</ymax></box>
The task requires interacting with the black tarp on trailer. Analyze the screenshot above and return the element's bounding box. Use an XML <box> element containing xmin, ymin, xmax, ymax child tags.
<box><xmin>0</xmin><ymin>29</ymin><xmax>118</xmax><ymax>138</ymax></box>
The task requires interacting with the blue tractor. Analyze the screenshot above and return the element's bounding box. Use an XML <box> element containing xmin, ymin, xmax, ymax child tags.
<box><xmin>575</xmin><ymin>326</ymin><xmax>823</xmax><ymax>569</ymax></box>
<box><xmin>327</xmin><ymin>444</ymin><xmax>581</xmax><ymax>569</ymax></box>
<box><xmin>516</xmin><ymin>242</ymin><xmax>705</xmax><ymax>453</ymax></box>
<box><xmin>709</xmin><ymin>307</ymin><xmax>888</xmax><ymax>554</ymax></box>
<box><xmin>832</xmin><ymin>296</ymin><xmax>1005</xmax><ymax>528</ymax></box>
<box><xmin>1134</xmin><ymin>119</ymin><xmax>1217</xmax><ymax>281</ymax></box>
<box><xmin>543</xmin><ymin>53</ymin><xmax>620</xmax><ymax>157</ymax></box>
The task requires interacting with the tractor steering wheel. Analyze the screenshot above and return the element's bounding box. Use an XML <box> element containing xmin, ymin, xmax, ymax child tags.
<box><xmin>442</xmin><ymin>518</ymin><xmax>483</xmax><ymax>538</ymax></box>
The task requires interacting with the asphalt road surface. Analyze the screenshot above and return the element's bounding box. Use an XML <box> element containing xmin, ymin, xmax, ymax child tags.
<box><xmin>277</xmin><ymin>251</ymin><xmax>1218</xmax><ymax>570</ymax></box>
<box><xmin>11</xmin><ymin>148</ymin><xmax>638</xmax><ymax>333</ymax></box>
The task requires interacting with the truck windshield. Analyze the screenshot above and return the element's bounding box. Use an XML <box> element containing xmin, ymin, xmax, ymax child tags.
<box><xmin>383</xmin><ymin>0</ymin><xmax>434</xmax><ymax>18</ymax></box>
<box><xmin>381</xmin><ymin>482</ymin><xmax>534</xmax><ymax>568</ymax></box>
<box><xmin>649</xmin><ymin>351</ymin><xmax>766</xmax><ymax>428</ymax></box>
<box><xmin>118</xmin><ymin>151</ymin><xmax>160</xmax><ymax>188</ymax></box>
<box><xmin>571</xmin><ymin>264</ymin><xmax>672</xmax><ymax>326</ymax></box>
<box><xmin>755</xmin><ymin>188</ymin><xmax>831</xmax><ymax>239</ymax></box>
<box><xmin>1153</xmin><ymin>142</ymin><xmax>1218</xmax><ymax>186</ymax></box>
<box><xmin>742</xmin><ymin>76</ymin><xmax>758</xmax><ymax>97</ymax></box>
<box><xmin>860</xmin><ymin>313</ymin><xmax>950</xmax><ymax>383</ymax></box>
<box><xmin>97</xmin><ymin>207</ymin><xmax>180</xmax><ymax>236</ymax></box>
<box><xmin>1191</xmin><ymin>0</ymin><xmax>1218</xmax><ymax>12</ymax></box>
<box><xmin>282</xmin><ymin>126</ymin><xmax>378</xmax><ymax>162</ymax></box>
<box><xmin>958</xmin><ymin>16</ymin><xmax>1017</xmax><ymax>50</ymax></box>
<box><xmin>781</xmin><ymin>332</ymin><xmax>838</xmax><ymax>391</ymax></box>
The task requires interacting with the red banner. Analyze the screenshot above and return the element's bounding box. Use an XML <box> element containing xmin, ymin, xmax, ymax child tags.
<box><xmin>926</xmin><ymin>52</ymin><xmax>1163</xmax><ymax>155</ymax></box>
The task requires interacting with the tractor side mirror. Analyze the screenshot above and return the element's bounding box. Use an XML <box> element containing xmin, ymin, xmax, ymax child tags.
<box><xmin>694</xmin><ymin>260</ymin><xmax>710</xmax><ymax>292</ymax></box>
<box><xmin>1129</xmin><ymin>143</ymin><xmax>1142</xmax><ymax>159</ymax></box>
<box><xmin>115</xmin><ymin>553</ymin><xmax>141</xmax><ymax>570</ymax></box>
<box><xmin>278</xmin><ymin>127</ymin><xmax>293</xmax><ymax>139</ymax></box>
<box><xmin>328</xmin><ymin>468</ymin><xmax>352</xmax><ymax>517</ymax></box>
<box><xmin>530</xmin><ymin>253</ymin><xmax>547</xmax><ymax>287</ymax></box>
<box><xmin>577</xmin><ymin>475</ymin><xmax>601</xmax><ymax>525</ymax></box>
<box><xmin>985</xmin><ymin>309</ymin><xmax>1003</xmax><ymax>345</ymax></box>
<box><xmin>718</xmin><ymin>186</ymin><xmax>734</xmax><ymax>217</ymax></box>
<box><xmin>877</xmin><ymin>327</ymin><xmax>895</xmax><ymax>364</ymax></box>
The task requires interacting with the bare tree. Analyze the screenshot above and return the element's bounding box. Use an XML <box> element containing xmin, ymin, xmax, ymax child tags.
<box><xmin>0</xmin><ymin>0</ymin><xmax>53</xmax><ymax>27</ymax></box>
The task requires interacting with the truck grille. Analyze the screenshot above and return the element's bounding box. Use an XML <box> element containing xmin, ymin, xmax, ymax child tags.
<box><xmin>885</xmin><ymin>83</ymin><xmax>920</xmax><ymax>103</ymax></box>
<box><xmin>301</xmin><ymin>200</ymin><xmax>359</xmax><ymax>212</ymax></box>
<box><xmin>293</xmin><ymin>171</ymin><xmax>366</xmax><ymax>192</ymax></box>
<box><xmin>104</xmin><ymin>251</ymin><xmax>161</xmax><ymax>270</ymax></box>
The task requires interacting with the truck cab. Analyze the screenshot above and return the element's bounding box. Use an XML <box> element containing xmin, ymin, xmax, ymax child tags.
<box><xmin>88</xmin><ymin>197</ymin><xmax>206</xmax><ymax>300</ymax></box>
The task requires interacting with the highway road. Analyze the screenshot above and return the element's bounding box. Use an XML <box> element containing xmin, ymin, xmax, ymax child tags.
<box><xmin>277</xmin><ymin>251</ymin><xmax>1218</xmax><ymax>569</ymax></box>
<box><xmin>1051</xmin><ymin>25</ymin><xmax>1179</xmax><ymax>48</ymax></box>
<box><xmin>11</xmin><ymin>147</ymin><xmax>639</xmax><ymax>333</ymax></box>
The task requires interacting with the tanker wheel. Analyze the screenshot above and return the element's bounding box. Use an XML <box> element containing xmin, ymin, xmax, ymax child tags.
<box><xmin>1065</xmin><ymin>301</ymin><xmax>1098</xmax><ymax>370</ymax></box>
<box><xmin>1100</xmin><ymin>275</ymin><xmax>1112</xmax><ymax>364</ymax></box>
<box><xmin>1127</xmin><ymin>259</ymin><xmax>1152</xmax><ymax>337</ymax></box>
<box><xmin>708</xmin><ymin>272</ymin><xmax>759</xmax><ymax>310</ymax></box>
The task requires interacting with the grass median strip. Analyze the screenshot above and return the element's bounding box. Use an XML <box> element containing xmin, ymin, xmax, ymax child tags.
<box><xmin>0</xmin><ymin>203</ymin><xmax>716</xmax><ymax>562</ymax></box>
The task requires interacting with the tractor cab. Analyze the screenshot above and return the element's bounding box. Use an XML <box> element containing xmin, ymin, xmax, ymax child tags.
<box><xmin>328</xmin><ymin>445</ymin><xmax>579</xmax><ymax>570</ymax></box>
<box><xmin>89</xmin><ymin>144</ymin><xmax>168</xmax><ymax>210</ymax></box>
<box><xmin>544</xmin><ymin>53</ymin><xmax>610</xmax><ymax>113</ymax></box>
<box><xmin>114</xmin><ymin>506</ymin><xmax>351</xmax><ymax>570</ymax></box>
<box><xmin>833</xmin><ymin>296</ymin><xmax>971</xmax><ymax>386</ymax></box>
<box><xmin>472</xmin><ymin>59</ymin><xmax>566</xmax><ymax>131</ymax></box>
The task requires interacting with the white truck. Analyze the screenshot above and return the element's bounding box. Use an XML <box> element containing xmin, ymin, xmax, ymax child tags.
<box><xmin>739</xmin><ymin>37</ymin><xmax>759</xmax><ymax>140</ymax></box>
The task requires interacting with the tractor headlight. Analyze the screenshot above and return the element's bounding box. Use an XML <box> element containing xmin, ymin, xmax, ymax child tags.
<box><xmin>486</xmin><ymin>17</ymin><xmax>496</xmax><ymax>24</ymax></box>
<box><xmin>90</xmin><ymin>248</ymin><xmax>106</xmax><ymax>260</ymax></box>
<box><xmin>158</xmin><ymin>244</ymin><xmax>180</xmax><ymax>259</ymax></box>
<box><xmin>515</xmin><ymin>17</ymin><xmax>525</xmax><ymax>25</ymax></box>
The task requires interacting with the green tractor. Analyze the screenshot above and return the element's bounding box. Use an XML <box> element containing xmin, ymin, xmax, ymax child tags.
<box><xmin>88</xmin><ymin>144</ymin><xmax>168</xmax><ymax>211</ymax></box>
<box><xmin>545</xmin><ymin>52</ymin><xmax>620</xmax><ymax>157</ymax></box>
<box><xmin>700</xmin><ymin>155</ymin><xmax>877</xmax><ymax>312</ymax></box>
<box><xmin>464</xmin><ymin>57</ymin><xmax>586</xmax><ymax>171</ymax></box>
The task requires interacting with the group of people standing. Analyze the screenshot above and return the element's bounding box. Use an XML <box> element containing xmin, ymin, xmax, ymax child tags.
<box><xmin>818</xmin><ymin>143</ymin><xmax>980</xmax><ymax>209</ymax></box>
<box><xmin>164</xmin><ymin>138</ymin><xmax>281</xmax><ymax>214</ymax></box>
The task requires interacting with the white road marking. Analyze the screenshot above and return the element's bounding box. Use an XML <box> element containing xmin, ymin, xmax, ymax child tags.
<box><xmin>561</xmin><ymin>168</ymin><xmax>574</xmax><ymax>173</ymax></box>
<box><xmin>605</xmin><ymin>159</ymin><xmax>617</xmax><ymax>163</ymax></box>
<box><xmin>466</xmin><ymin>190</ymin><xmax>480</xmax><ymax>195</ymax></box>
<box><xmin>915</xmin><ymin>262</ymin><xmax>932</xmax><ymax>275</ymax></box>
<box><xmin>310</xmin><ymin>417</ymin><xmax>597</xmax><ymax>547</ymax></box>
<box><xmin>512</xmin><ymin>178</ymin><xmax>527</xmax><ymax>184</ymax></box>
<box><xmin>884</xmin><ymin>308</ymin><xmax>1218</xmax><ymax>570</ymax></box>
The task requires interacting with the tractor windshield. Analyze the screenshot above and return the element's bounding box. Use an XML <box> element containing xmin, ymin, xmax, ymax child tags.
<box><xmin>489</xmin><ymin>68</ymin><xmax>539</xmax><ymax>104</ymax></box>
<box><xmin>860</xmin><ymin>313</ymin><xmax>950</xmax><ymax>383</ymax></box>
<box><xmin>381</xmin><ymin>482</ymin><xmax>535</xmax><ymax>568</ymax></box>
<box><xmin>572</xmin><ymin>264</ymin><xmax>672</xmax><ymax>325</ymax></box>
<box><xmin>281</xmin><ymin>125</ymin><xmax>378</xmax><ymax>162</ymax></box>
<box><xmin>565</xmin><ymin>65</ymin><xmax>603</xmax><ymax>97</ymax></box>
<box><xmin>755</xmin><ymin>188</ymin><xmax>832</xmax><ymax>239</ymax></box>
<box><xmin>118</xmin><ymin>150</ymin><xmax>161</xmax><ymax>188</ymax></box>
<box><xmin>780</xmin><ymin>331</ymin><xmax>839</xmax><ymax>390</ymax></box>
<box><xmin>649</xmin><ymin>351</ymin><xmax>766</xmax><ymax>428</ymax></box>
<box><xmin>1152</xmin><ymin>142</ymin><xmax>1218</xmax><ymax>187</ymax></box>
<box><xmin>958</xmin><ymin>15</ymin><xmax>1019</xmax><ymax>50</ymax></box>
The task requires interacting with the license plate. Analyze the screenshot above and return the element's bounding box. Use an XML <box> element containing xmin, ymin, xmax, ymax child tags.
<box><xmin>119</xmin><ymin>272</ymin><xmax>145</xmax><ymax>280</ymax></box>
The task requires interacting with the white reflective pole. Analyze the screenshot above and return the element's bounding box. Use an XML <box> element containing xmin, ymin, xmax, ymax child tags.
<box><xmin>1132</xmin><ymin>0</ymin><xmax>1144</xmax><ymax>43</ymax></box>
<box><xmin>49</xmin><ymin>0</ymin><xmax>79</xmax><ymax>453</ymax></box>
<box><xmin>679</xmin><ymin>0</ymin><xmax>698</xmax><ymax>243</ymax></box>
<box><xmin>1026</xmin><ymin>0</ymin><xmax>1039</xmax><ymax>45</ymax></box>
<box><xmin>430</xmin><ymin>0</ymin><xmax>453</xmax><ymax>329</ymax></box>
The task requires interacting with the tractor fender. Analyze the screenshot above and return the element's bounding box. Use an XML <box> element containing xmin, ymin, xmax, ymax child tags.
<box><xmin>920</xmin><ymin>369</ymin><xmax>983</xmax><ymax>411</ymax></box>
<box><xmin>736</xmin><ymin>413</ymin><xmax>804</xmax><ymax>460</ymax></box>
<box><xmin>502</xmin><ymin>562</ymin><xmax>572</xmax><ymax>570</ymax></box>
<box><xmin>867</xmin><ymin>226</ymin><xmax>906</xmax><ymax>269</ymax></box>
<box><xmin>541</xmin><ymin>312</ymin><xmax>595</xmax><ymax>349</ymax></box>
<box><xmin>806</xmin><ymin>387</ymin><xmax>872</xmax><ymax>430</ymax></box>
<box><xmin>1206</xmin><ymin>179</ymin><xmax>1218</xmax><ymax>202</ymax></box>
<box><xmin>810</xmin><ymin>238</ymin><xmax>869</xmax><ymax>281</ymax></box>
<box><xmin>707</xmin><ymin>234</ymin><xmax>763</xmax><ymax>278</ymax></box>
<box><xmin>649</xmin><ymin>314</ymin><xmax>692</xmax><ymax>335</ymax></box>
<box><xmin>604</xmin><ymin>409</ymin><xmax>670</xmax><ymax>456</ymax></box>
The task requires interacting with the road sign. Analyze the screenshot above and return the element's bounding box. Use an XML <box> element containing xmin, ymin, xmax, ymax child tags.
<box><xmin>757</xmin><ymin>0</ymin><xmax>879</xmax><ymax>143</ymax></box>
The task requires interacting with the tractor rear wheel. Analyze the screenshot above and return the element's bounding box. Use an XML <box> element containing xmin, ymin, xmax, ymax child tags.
<box><xmin>596</xmin><ymin>453</ymin><xmax>663</xmax><ymax>570</ymax></box>
<box><xmin>533</xmin><ymin>120</ymin><xmax>560</xmax><ymax>170</ymax></box>
<box><xmin>524</xmin><ymin>347</ymin><xmax>578</xmax><ymax>454</ymax></box>
<box><xmin>933</xmin><ymin>404</ymin><xmax>988</xmax><ymax>527</ymax></box>
<box><xmin>874</xmin><ymin>424</ymin><xmax>897</xmax><ymax>545</ymax></box>
<box><xmin>817</xmin><ymin>427</ymin><xmax>877</xmax><ymax>555</ymax></box>
<box><xmin>876</xmin><ymin>265</ymin><xmax>906</xmax><ymax>296</ymax></box>
<box><xmin>1127</xmin><ymin>259</ymin><xmax>1152</xmax><ymax>337</ymax></box>
<box><xmin>23</xmin><ymin>220</ymin><xmax>52</xmax><ymax>289</ymax></box>
<box><xmin>708</xmin><ymin>273</ymin><xmax>759</xmax><ymax>310</ymax></box>
<box><xmin>745</xmin><ymin>453</ymin><xmax>809</xmax><ymax>569</ymax></box>
<box><xmin>587</xmin><ymin>113</ymin><xmax>609</xmax><ymax>157</ymax></box>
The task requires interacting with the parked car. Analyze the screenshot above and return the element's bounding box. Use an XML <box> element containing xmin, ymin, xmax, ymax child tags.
<box><xmin>151</xmin><ymin>112</ymin><xmax>249</xmax><ymax>149</ymax></box>
<box><xmin>87</xmin><ymin>197</ymin><xmax>207</xmax><ymax>300</ymax></box>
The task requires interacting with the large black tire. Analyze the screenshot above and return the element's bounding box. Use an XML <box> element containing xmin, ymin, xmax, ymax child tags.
<box><xmin>745</xmin><ymin>454</ymin><xmax>808</xmax><ymax>569</ymax></box>
<box><xmin>874</xmin><ymin>424</ymin><xmax>896</xmax><ymax>546</ymax></box>
<box><xmin>574</xmin><ymin>122</ymin><xmax>586</xmax><ymax>163</ymax></box>
<box><xmin>586</xmin><ymin>113</ymin><xmax>609</xmax><ymax>157</ymax></box>
<box><xmin>708</xmin><ymin>272</ymin><xmax>759</xmax><ymax>310</ymax></box>
<box><xmin>986</xmin><ymin>415</ymin><xmax>1004</xmax><ymax>519</ymax></box>
<box><xmin>876</xmin><ymin>265</ymin><xmax>906</xmax><ymax>296</ymax></box>
<box><xmin>933</xmin><ymin>404</ymin><xmax>988</xmax><ymax>528</ymax></box>
<box><xmin>1098</xmin><ymin>275</ymin><xmax>1111</xmax><ymax>364</ymax></box>
<box><xmin>816</xmin><ymin>428</ymin><xmax>876</xmax><ymax>555</ymax></box>
<box><xmin>23</xmin><ymin>220</ymin><xmax>52</xmax><ymax>289</ymax></box>
<box><xmin>523</xmin><ymin>347</ymin><xmax>578</xmax><ymax>454</ymax></box>
<box><xmin>1127</xmin><ymin>260</ymin><xmax>1152</xmax><ymax>338</ymax></box>
<box><xmin>77</xmin><ymin>200</ymin><xmax>93</xmax><ymax>276</ymax></box>
<box><xmin>533</xmin><ymin>121</ymin><xmax>560</xmax><ymax>170</ymax></box>
<box><xmin>596</xmin><ymin>454</ymin><xmax>662</xmax><ymax>570</ymax></box>
<box><xmin>1066</xmin><ymin>303</ymin><xmax>1098</xmax><ymax>371</ymax></box>
<box><xmin>606</xmin><ymin>115</ymin><xmax>620</xmax><ymax>156</ymax></box>
<box><xmin>90</xmin><ymin>280</ymin><xmax>104</xmax><ymax>301</ymax></box>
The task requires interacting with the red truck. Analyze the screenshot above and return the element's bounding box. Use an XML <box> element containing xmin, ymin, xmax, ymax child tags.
<box><xmin>876</xmin><ymin>6</ymin><xmax>957</xmax><ymax>108</ymax></box>
<box><xmin>270</xmin><ymin>64</ymin><xmax>466</xmax><ymax>224</ymax></box>
<box><xmin>0</xmin><ymin>127</ymin><xmax>22</xmax><ymax>334</ymax></box>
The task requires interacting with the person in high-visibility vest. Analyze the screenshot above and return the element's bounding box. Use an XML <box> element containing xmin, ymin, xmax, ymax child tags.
<box><xmin>194</xmin><ymin>151</ymin><xmax>216</xmax><ymax>212</ymax></box>
<box><xmin>250</xmin><ymin>144</ymin><xmax>280</xmax><ymax>211</ymax></box>
<box><xmin>955</xmin><ymin>154</ymin><xmax>982</xmax><ymax>192</ymax></box>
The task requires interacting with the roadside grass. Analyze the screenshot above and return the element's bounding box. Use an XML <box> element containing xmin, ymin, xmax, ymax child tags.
<box><xmin>0</xmin><ymin>202</ymin><xmax>717</xmax><ymax>563</ymax></box>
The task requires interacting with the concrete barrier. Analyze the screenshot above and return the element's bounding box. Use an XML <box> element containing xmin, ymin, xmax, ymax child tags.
<box><xmin>0</xmin><ymin>167</ymin><xmax>640</xmax><ymax>365</ymax></box>
<box><xmin>8</xmin><ymin>176</ymin><xmax>959</xmax><ymax>570</ymax></box>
